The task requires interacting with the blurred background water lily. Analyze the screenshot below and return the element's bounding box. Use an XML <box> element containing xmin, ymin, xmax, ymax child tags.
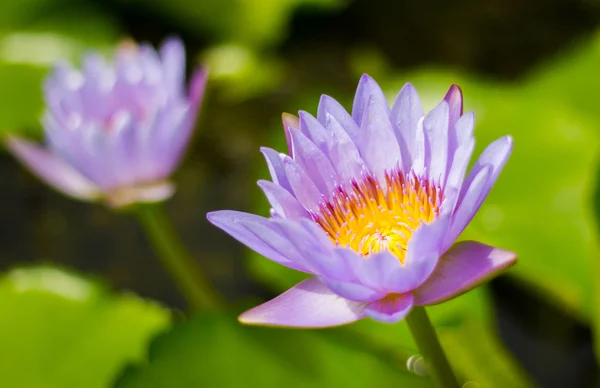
<box><xmin>5</xmin><ymin>37</ymin><xmax>206</xmax><ymax>208</ymax></box>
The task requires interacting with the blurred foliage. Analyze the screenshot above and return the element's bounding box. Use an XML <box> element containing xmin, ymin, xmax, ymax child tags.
<box><xmin>117</xmin><ymin>0</ymin><xmax>346</xmax><ymax>47</ymax></box>
<box><xmin>115</xmin><ymin>312</ymin><xmax>432</xmax><ymax>387</ymax></box>
<box><xmin>0</xmin><ymin>266</ymin><xmax>170</xmax><ymax>388</ymax></box>
<box><xmin>201</xmin><ymin>44</ymin><xmax>285</xmax><ymax>103</ymax></box>
<box><xmin>0</xmin><ymin>0</ymin><xmax>119</xmax><ymax>137</ymax></box>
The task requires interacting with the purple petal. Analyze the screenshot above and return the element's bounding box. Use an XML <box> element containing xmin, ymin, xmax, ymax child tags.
<box><xmin>288</xmin><ymin>128</ymin><xmax>338</xmax><ymax>196</ymax></box>
<box><xmin>238</xmin><ymin>277</ymin><xmax>367</xmax><ymax>328</ymax></box>
<box><xmin>325</xmin><ymin>113</ymin><xmax>365</xmax><ymax>185</ymax></box>
<box><xmin>187</xmin><ymin>67</ymin><xmax>208</xmax><ymax>117</ymax></box>
<box><xmin>145</xmin><ymin>102</ymin><xmax>192</xmax><ymax>179</ymax></box>
<box><xmin>364</xmin><ymin>293</ymin><xmax>414</xmax><ymax>323</ymax></box>
<box><xmin>444</xmin><ymin>85</ymin><xmax>463</xmax><ymax>130</ymax></box>
<box><xmin>411</xmin><ymin>118</ymin><xmax>428</xmax><ymax>176</ymax></box>
<box><xmin>159</xmin><ymin>36</ymin><xmax>186</xmax><ymax>98</ymax></box>
<box><xmin>447</xmin><ymin>136</ymin><xmax>513</xmax><ymax>246</ymax></box>
<box><xmin>157</xmin><ymin>67</ymin><xmax>207</xmax><ymax>175</ymax></box>
<box><xmin>359</xmin><ymin>96</ymin><xmax>402</xmax><ymax>179</ymax></box>
<box><xmin>298</xmin><ymin>111</ymin><xmax>328</xmax><ymax>156</ymax></box>
<box><xmin>260</xmin><ymin>147</ymin><xmax>292</xmax><ymax>193</ymax></box>
<box><xmin>402</xmin><ymin>215</ymin><xmax>452</xmax><ymax>290</ymax></box>
<box><xmin>257</xmin><ymin>180</ymin><xmax>308</xmax><ymax>219</ymax></box>
<box><xmin>423</xmin><ymin>101</ymin><xmax>449</xmax><ymax>183</ymax></box>
<box><xmin>352</xmin><ymin>74</ymin><xmax>390</xmax><ymax>125</ymax></box>
<box><xmin>282</xmin><ymin>156</ymin><xmax>323</xmax><ymax>212</ymax></box>
<box><xmin>332</xmin><ymin>247</ymin><xmax>426</xmax><ymax>296</ymax></box>
<box><xmin>317</xmin><ymin>94</ymin><xmax>361</xmax><ymax>145</ymax></box>
<box><xmin>454</xmin><ymin>111</ymin><xmax>474</xmax><ymax>146</ymax></box>
<box><xmin>390</xmin><ymin>83</ymin><xmax>424</xmax><ymax>169</ymax></box>
<box><xmin>6</xmin><ymin>136</ymin><xmax>100</xmax><ymax>201</ymax></box>
<box><xmin>444</xmin><ymin>138</ymin><xmax>475</xmax><ymax>211</ymax></box>
<box><xmin>271</xmin><ymin>218</ymin><xmax>345</xmax><ymax>278</ymax></box>
<box><xmin>281</xmin><ymin>113</ymin><xmax>299</xmax><ymax>157</ymax></box>
<box><xmin>413</xmin><ymin>241</ymin><xmax>517</xmax><ymax>306</ymax></box>
<box><xmin>457</xmin><ymin>136</ymin><xmax>513</xmax><ymax>209</ymax></box>
<box><xmin>206</xmin><ymin>210</ymin><xmax>310</xmax><ymax>272</ymax></box>
<box><xmin>323</xmin><ymin>277</ymin><xmax>386</xmax><ymax>302</ymax></box>
<box><xmin>444</xmin><ymin>165</ymin><xmax>492</xmax><ymax>248</ymax></box>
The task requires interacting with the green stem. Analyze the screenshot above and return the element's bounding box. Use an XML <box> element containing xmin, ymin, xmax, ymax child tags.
<box><xmin>405</xmin><ymin>306</ymin><xmax>459</xmax><ymax>388</ymax></box>
<box><xmin>136</xmin><ymin>203</ymin><xmax>221</xmax><ymax>311</ymax></box>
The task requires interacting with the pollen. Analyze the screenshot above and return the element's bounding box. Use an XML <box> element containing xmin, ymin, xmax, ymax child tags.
<box><xmin>313</xmin><ymin>171</ymin><xmax>443</xmax><ymax>264</ymax></box>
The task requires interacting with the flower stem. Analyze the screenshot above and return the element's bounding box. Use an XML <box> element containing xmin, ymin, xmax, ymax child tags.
<box><xmin>405</xmin><ymin>306</ymin><xmax>459</xmax><ymax>388</ymax></box>
<box><xmin>136</xmin><ymin>203</ymin><xmax>221</xmax><ymax>311</ymax></box>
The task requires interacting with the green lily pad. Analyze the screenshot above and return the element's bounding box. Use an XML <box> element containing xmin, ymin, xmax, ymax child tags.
<box><xmin>115</xmin><ymin>311</ymin><xmax>432</xmax><ymax>388</ymax></box>
<box><xmin>0</xmin><ymin>266</ymin><xmax>171</xmax><ymax>388</ymax></box>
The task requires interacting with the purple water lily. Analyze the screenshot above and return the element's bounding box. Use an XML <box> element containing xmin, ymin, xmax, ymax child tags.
<box><xmin>6</xmin><ymin>37</ymin><xmax>206</xmax><ymax>207</ymax></box>
<box><xmin>208</xmin><ymin>75</ymin><xmax>516</xmax><ymax>327</ymax></box>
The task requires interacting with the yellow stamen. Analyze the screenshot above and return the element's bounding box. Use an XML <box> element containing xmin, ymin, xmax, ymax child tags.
<box><xmin>313</xmin><ymin>171</ymin><xmax>443</xmax><ymax>263</ymax></box>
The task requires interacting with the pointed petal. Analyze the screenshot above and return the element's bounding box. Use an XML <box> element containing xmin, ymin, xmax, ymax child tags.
<box><xmin>423</xmin><ymin>101</ymin><xmax>449</xmax><ymax>183</ymax></box>
<box><xmin>298</xmin><ymin>111</ymin><xmax>328</xmax><ymax>155</ymax></box>
<box><xmin>159</xmin><ymin>36</ymin><xmax>186</xmax><ymax>97</ymax></box>
<box><xmin>168</xmin><ymin>68</ymin><xmax>208</xmax><ymax>168</ymax></box>
<box><xmin>447</xmin><ymin>136</ymin><xmax>513</xmax><ymax>246</ymax></box>
<box><xmin>6</xmin><ymin>136</ymin><xmax>100</xmax><ymax>201</ymax></box>
<box><xmin>365</xmin><ymin>293</ymin><xmax>414</xmax><ymax>323</ymax></box>
<box><xmin>325</xmin><ymin>113</ymin><xmax>365</xmax><ymax>186</ymax></box>
<box><xmin>359</xmin><ymin>96</ymin><xmax>402</xmax><ymax>179</ymax></box>
<box><xmin>206</xmin><ymin>210</ymin><xmax>309</xmax><ymax>272</ymax></box>
<box><xmin>457</xmin><ymin>136</ymin><xmax>513</xmax><ymax>209</ymax></box>
<box><xmin>352</xmin><ymin>74</ymin><xmax>390</xmax><ymax>125</ymax></box>
<box><xmin>188</xmin><ymin>67</ymin><xmax>208</xmax><ymax>111</ymax></box>
<box><xmin>413</xmin><ymin>241</ymin><xmax>517</xmax><ymax>305</ymax></box>
<box><xmin>444</xmin><ymin>84</ymin><xmax>463</xmax><ymax>129</ymax></box>
<box><xmin>445</xmin><ymin>165</ymin><xmax>492</xmax><ymax>247</ymax></box>
<box><xmin>444</xmin><ymin>138</ymin><xmax>475</xmax><ymax>212</ymax></box>
<box><xmin>282</xmin><ymin>156</ymin><xmax>323</xmax><ymax>212</ymax></box>
<box><xmin>391</xmin><ymin>83</ymin><xmax>424</xmax><ymax>168</ymax></box>
<box><xmin>281</xmin><ymin>113</ymin><xmax>299</xmax><ymax>157</ymax></box>
<box><xmin>239</xmin><ymin>277</ymin><xmax>367</xmax><ymax>328</ymax></box>
<box><xmin>289</xmin><ymin>128</ymin><xmax>338</xmax><ymax>196</ymax></box>
<box><xmin>257</xmin><ymin>180</ymin><xmax>308</xmax><ymax>219</ymax></box>
<box><xmin>411</xmin><ymin>118</ymin><xmax>428</xmax><ymax>176</ymax></box>
<box><xmin>260</xmin><ymin>147</ymin><xmax>292</xmax><ymax>193</ymax></box>
<box><xmin>454</xmin><ymin>111</ymin><xmax>474</xmax><ymax>146</ymax></box>
<box><xmin>317</xmin><ymin>94</ymin><xmax>361</xmax><ymax>145</ymax></box>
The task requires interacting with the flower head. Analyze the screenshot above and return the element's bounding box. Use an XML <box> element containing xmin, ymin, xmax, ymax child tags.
<box><xmin>6</xmin><ymin>37</ymin><xmax>206</xmax><ymax>207</ymax></box>
<box><xmin>208</xmin><ymin>75</ymin><xmax>516</xmax><ymax>327</ymax></box>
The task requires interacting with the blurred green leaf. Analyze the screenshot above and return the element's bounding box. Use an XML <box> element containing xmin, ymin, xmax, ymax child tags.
<box><xmin>118</xmin><ymin>0</ymin><xmax>347</xmax><ymax>48</ymax></box>
<box><xmin>517</xmin><ymin>32</ymin><xmax>600</xmax><ymax>363</ymax></box>
<box><xmin>0</xmin><ymin>265</ymin><xmax>170</xmax><ymax>388</ymax></box>
<box><xmin>201</xmin><ymin>44</ymin><xmax>285</xmax><ymax>103</ymax></box>
<box><xmin>0</xmin><ymin>3</ymin><xmax>120</xmax><ymax>138</ymax></box>
<box><xmin>115</xmin><ymin>311</ymin><xmax>432</xmax><ymax>388</ymax></box>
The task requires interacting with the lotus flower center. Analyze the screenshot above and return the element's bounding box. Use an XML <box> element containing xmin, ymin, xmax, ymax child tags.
<box><xmin>313</xmin><ymin>171</ymin><xmax>443</xmax><ymax>263</ymax></box>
